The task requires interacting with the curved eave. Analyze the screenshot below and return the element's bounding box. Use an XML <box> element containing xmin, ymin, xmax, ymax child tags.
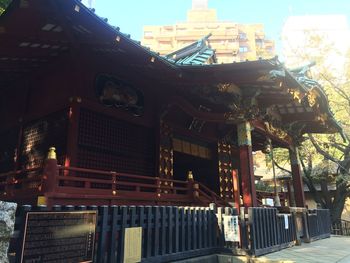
<box><xmin>174</xmin><ymin>59</ymin><xmax>341</xmax><ymax>136</ymax></box>
<box><xmin>284</xmin><ymin>69</ymin><xmax>343</xmax><ymax>136</ymax></box>
<box><xmin>0</xmin><ymin>0</ymin><xmax>181</xmax><ymax>89</ymax></box>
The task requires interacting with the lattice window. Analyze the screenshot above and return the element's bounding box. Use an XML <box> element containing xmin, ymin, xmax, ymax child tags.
<box><xmin>77</xmin><ymin>109</ymin><xmax>155</xmax><ymax>176</ymax></box>
<box><xmin>19</xmin><ymin>110</ymin><xmax>69</xmax><ymax>169</ymax></box>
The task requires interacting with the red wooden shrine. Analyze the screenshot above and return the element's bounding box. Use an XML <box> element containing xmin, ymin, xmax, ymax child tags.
<box><xmin>0</xmin><ymin>0</ymin><xmax>341</xmax><ymax>209</ymax></box>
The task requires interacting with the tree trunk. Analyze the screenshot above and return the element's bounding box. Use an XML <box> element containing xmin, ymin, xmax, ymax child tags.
<box><xmin>330</xmin><ymin>195</ymin><xmax>346</xmax><ymax>224</ymax></box>
<box><xmin>330</xmin><ymin>182</ymin><xmax>348</xmax><ymax>223</ymax></box>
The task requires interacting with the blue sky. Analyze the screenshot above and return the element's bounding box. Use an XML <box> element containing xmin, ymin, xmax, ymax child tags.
<box><xmin>90</xmin><ymin>0</ymin><xmax>350</xmax><ymax>55</ymax></box>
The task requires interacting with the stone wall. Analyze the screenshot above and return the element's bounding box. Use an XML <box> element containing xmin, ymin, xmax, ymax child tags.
<box><xmin>0</xmin><ymin>201</ymin><xmax>17</xmax><ymax>263</ymax></box>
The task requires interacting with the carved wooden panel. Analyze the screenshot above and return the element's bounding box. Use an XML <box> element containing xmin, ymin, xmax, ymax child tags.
<box><xmin>218</xmin><ymin>141</ymin><xmax>234</xmax><ymax>200</ymax></box>
<box><xmin>159</xmin><ymin>121</ymin><xmax>173</xmax><ymax>192</ymax></box>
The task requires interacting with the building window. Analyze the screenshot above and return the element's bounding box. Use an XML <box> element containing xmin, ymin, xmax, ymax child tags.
<box><xmin>239</xmin><ymin>46</ymin><xmax>248</xmax><ymax>53</ymax></box>
<box><xmin>239</xmin><ymin>32</ymin><xmax>247</xmax><ymax>40</ymax></box>
<box><xmin>159</xmin><ymin>41</ymin><xmax>171</xmax><ymax>47</ymax></box>
<box><xmin>163</xmin><ymin>26</ymin><xmax>173</xmax><ymax>31</ymax></box>
<box><xmin>256</xmin><ymin>39</ymin><xmax>264</xmax><ymax>48</ymax></box>
<box><xmin>144</xmin><ymin>31</ymin><xmax>153</xmax><ymax>37</ymax></box>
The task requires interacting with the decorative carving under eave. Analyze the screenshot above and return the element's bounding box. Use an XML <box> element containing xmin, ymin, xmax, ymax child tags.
<box><xmin>264</xmin><ymin>122</ymin><xmax>291</xmax><ymax>143</ymax></box>
<box><xmin>224</xmin><ymin>105</ymin><xmax>261</xmax><ymax>123</ymax></box>
<box><xmin>287</xmin><ymin>88</ymin><xmax>305</xmax><ymax>104</ymax></box>
<box><xmin>283</xmin><ymin>122</ymin><xmax>307</xmax><ymax>144</ymax></box>
<box><xmin>95</xmin><ymin>74</ymin><xmax>144</xmax><ymax>116</ymax></box>
<box><xmin>190</xmin><ymin>83</ymin><xmax>241</xmax><ymax>111</ymax></box>
<box><xmin>188</xmin><ymin>105</ymin><xmax>211</xmax><ymax>132</ymax></box>
<box><xmin>306</xmin><ymin>87</ymin><xmax>320</xmax><ymax>108</ymax></box>
<box><xmin>257</xmin><ymin>69</ymin><xmax>286</xmax><ymax>82</ymax></box>
<box><xmin>315</xmin><ymin>113</ymin><xmax>328</xmax><ymax>126</ymax></box>
<box><xmin>217</xmin><ymin>83</ymin><xmax>241</xmax><ymax>95</ymax></box>
<box><xmin>262</xmin><ymin>105</ymin><xmax>282</xmax><ymax>123</ymax></box>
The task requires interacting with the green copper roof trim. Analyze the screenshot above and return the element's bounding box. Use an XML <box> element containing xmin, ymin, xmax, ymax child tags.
<box><xmin>165</xmin><ymin>34</ymin><xmax>216</xmax><ymax>65</ymax></box>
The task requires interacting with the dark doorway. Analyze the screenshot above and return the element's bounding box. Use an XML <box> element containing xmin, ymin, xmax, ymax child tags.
<box><xmin>173</xmin><ymin>151</ymin><xmax>219</xmax><ymax>194</ymax></box>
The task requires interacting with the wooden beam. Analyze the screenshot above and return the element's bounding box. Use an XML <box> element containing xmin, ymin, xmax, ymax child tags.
<box><xmin>251</xmin><ymin>120</ymin><xmax>291</xmax><ymax>147</ymax></box>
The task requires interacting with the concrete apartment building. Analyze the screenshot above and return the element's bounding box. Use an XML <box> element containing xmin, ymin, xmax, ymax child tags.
<box><xmin>141</xmin><ymin>0</ymin><xmax>275</xmax><ymax>63</ymax></box>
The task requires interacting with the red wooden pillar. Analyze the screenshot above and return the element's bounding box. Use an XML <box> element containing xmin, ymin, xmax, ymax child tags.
<box><xmin>237</xmin><ymin>122</ymin><xmax>257</xmax><ymax>208</ymax></box>
<box><xmin>232</xmin><ymin>169</ymin><xmax>240</xmax><ymax>211</ymax></box>
<box><xmin>289</xmin><ymin>147</ymin><xmax>305</xmax><ymax>207</ymax></box>
<box><xmin>65</xmin><ymin>100</ymin><xmax>81</xmax><ymax>167</ymax></box>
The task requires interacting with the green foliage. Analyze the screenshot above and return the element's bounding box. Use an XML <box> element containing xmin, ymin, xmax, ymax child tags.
<box><xmin>0</xmin><ymin>0</ymin><xmax>11</xmax><ymax>15</ymax></box>
<box><xmin>255</xmin><ymin>180</ymin><xmax>274</xmax><ymax>193</ymax></box>
<box><xmin>279</xmin><ymin>29</ymin><xmax>350</xmax><ymax>222</ymax></box>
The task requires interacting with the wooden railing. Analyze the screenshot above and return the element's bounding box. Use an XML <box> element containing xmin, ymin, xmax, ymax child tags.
<box><xmin>332</xmin><ymin>219</ymin><xmax>350</xmax><ymax>236</ymax></box>
<box><xmin>0</xmin><ymin>166</ymin><xmax>43</xmax><ymax>201</ymax></box>
<box><xmin>56</xmin><ymin>165</ymin><xmax>231</xmax><ymax>207</ymax></box>
<box><xmin>0</xmin><ymin>163</ymin><xmax>231</xmax><ymax>207</ymax></box>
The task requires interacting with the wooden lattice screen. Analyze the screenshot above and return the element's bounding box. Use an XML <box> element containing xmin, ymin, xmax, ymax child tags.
<box><xmin>77</xmin><ymin>109</ymin><xmax>155</xmax><ymax>176</ymax></box>
<box><xmin>19</xmin><ymin>110</ymin><xmax>69</xmax><ymax>169</ymax></box>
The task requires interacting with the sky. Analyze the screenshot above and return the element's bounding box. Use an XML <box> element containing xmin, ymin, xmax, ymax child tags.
<box><xmin>84</xmin><ymin>0</ymin><xmax>350</xmax><ymax>56</ymax></box>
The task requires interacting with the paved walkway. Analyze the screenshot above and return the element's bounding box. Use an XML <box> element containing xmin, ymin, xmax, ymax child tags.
<box><xmin>255</xmin><ymin>236</ymin><xmax>350</xmax><ymax>263</ymax></box>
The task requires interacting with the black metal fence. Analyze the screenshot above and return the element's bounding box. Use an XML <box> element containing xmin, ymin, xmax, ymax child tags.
<box><xmin>8</xmin><ymin>205</ymin><xmax>238</xmax><ymax>263</ymax></box>
<box><xmin>332</xmin><ymin>219</ymin><xmax>350</xmax><ymax>236</ymax></box>
<box><xmin>307</xmin><ymin>209</ymin><xmax>331</xmax><ymax>241</ymax></box>
<box><xmin>7</xmin><ymin>205</ymin><xmax>333</xmax><ymax>262</ymax></box>
<box><xmin>248</xmin><ymin>207</ymin><xmax>296</xmax><ymax>256</ymax></box>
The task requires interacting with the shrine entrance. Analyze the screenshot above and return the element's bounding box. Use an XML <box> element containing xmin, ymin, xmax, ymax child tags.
<box><xmin>172</xmin><ymin>137</ymin><xmax>219</xmax><ymax>194</ymax></box>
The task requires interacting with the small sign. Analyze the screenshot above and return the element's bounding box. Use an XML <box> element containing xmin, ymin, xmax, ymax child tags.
<box><xmin>265</xmin><ymin>198</ymin><xmax>274</xmax><ymax>206</ymax></box>
<box><xmin>223</xmin><ymin>215</ymin><xmax>240</xmax><ymax>242</ymax></box>
<box><xmin>284</xmin><ymin>214</ymin><xmax>289</xmax><ymax>229</ymax></box>
<box><xmin>21</xmin><ymin>211</ymin><xmax>97</xmax><ymax>263</ymax></box>
<box><xmin>123</xmin><ymin>227</ymin><xmax>142</xmax><ymax>263</ymax></box>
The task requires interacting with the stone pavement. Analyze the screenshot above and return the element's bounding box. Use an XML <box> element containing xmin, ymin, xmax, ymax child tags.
<box><xmin>255</xmin><ymin>236</ymin><xmax>350</xmax><ymax>263</ymax></box>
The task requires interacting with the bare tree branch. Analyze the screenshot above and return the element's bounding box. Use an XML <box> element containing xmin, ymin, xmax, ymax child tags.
<box><xmin>320</xmin><ymin>72</ymin><xmax>350</xmax><ymax>104</ymax></box>
<box><xmin>273</xmin><ymin>160</ymin><xmax>291</xmax><ymax>174</ymax></box>
<box><xmin>308</xmin><ymin>134</ymin><xmax>340</xmax><ymax>163</ymax></box>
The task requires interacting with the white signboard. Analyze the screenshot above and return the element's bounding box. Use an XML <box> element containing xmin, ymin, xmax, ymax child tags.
<box><xmin>284</xmin><ymin>214</ymin><xmax>289</xmax><ymax>229</ymax></box>
<box><xmin>223</xmin><ymin>215</ymin><xmax>240</xmax><ymax>242</ymax></box>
